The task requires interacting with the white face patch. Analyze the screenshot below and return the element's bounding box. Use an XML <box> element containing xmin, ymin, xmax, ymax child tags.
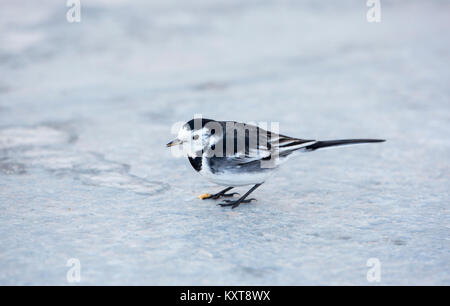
<box><xmin>177</xmin><ymin>126</ymin><xmax>212</xmax><ymax>157</ymax></box>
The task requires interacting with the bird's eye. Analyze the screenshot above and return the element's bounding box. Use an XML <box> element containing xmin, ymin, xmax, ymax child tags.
<box><xmin>192</xmin><ymin>135</ymin><xmax>199</xmax><ymax>140</ymax></box>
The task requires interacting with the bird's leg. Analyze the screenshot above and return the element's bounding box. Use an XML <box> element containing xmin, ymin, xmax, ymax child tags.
<box><xmin>218</xmin><ymin>184</ymin><xmax>262</xmax><ymax>209</ymax></box>
<box><xmin>199</xmin><ymin>187</ymin><xmax>239</xmax><ymax>200</ymax></box>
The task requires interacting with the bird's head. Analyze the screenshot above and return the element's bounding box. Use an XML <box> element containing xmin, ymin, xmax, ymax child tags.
<box><xmin>166</xmin><ymin>118</ymin><xmax>220</xmax><ymax>157</ymax></box>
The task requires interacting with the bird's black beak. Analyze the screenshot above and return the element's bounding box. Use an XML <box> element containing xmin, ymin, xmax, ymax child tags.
<box><xmin>166</xmin><ymin>139</ymin><xmax>182</xmax><ymax>147</ymax></box>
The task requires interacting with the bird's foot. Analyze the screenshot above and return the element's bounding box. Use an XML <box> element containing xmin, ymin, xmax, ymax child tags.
<box><xmin>199</xmin><ymin>192</ymin><xmax>239</xmax><ymax>200</ymax></box>
<box><xmin>218</xmin><ymin>198</ymin><xmax>256</xmax><ymax>209</ymax></box>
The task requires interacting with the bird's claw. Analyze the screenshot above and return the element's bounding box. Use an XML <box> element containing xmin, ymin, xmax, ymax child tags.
<box><xmin>217</xmin><ymin>198</ymin><xmax>256</xmax><ymax>209</ymax></box>
<box><xmin>221</xmin><ymin>198</ymin><xmax>256</xmax><ymax>204</ymax></box>
<box><xmin>218</xmin><ymin>202</ymin><xmax>239</xmax><ymax>208</ymax></box>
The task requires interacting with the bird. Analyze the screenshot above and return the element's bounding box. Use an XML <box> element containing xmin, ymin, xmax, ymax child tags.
<box><xmin>167</xmin><ymin>118</ymin><xmax>385</xmax><ymax>209</ymax></box>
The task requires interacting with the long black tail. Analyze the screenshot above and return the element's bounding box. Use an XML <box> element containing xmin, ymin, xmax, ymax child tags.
<box><xmin>304</xmin><ymin>139</ymin><xmax>385</xmax><ymax>151</ymax></box>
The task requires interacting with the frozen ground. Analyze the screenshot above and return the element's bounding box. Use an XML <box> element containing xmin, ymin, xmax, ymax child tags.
<box><xmin>0</xmin><ymin>0</ymin><xmax>449</xmax><ymax>285</ymax></box>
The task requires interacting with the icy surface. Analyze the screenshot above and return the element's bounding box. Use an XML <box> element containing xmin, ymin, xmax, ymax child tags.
<box><xmin>0</xmin><ymin>0</ymin><xmax>449</xmax><ymax>285</ymax></box>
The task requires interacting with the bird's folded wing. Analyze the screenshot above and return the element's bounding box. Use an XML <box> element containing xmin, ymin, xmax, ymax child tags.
<box><xmin>220</xmin><ymin>122</ymin><xmax>315</xmax><ymax>164</ymax></box>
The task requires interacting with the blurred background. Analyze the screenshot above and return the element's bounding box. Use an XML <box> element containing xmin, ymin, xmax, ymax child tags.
<box><xmin>0</xmin><ymin>0</ymin><xmax>449</xmax><ymax>285</ymax></box>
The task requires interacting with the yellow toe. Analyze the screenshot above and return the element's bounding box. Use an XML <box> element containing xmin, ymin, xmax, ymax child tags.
<box><xmin>199</xmin><ymin>193</ymin><xmax>211</xmax><ymax>200</ymax></box>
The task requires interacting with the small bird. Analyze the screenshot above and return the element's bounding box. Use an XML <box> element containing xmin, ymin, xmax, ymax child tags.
<box><xmin>167</xmin><ymin>118</ymin><xmax>385</xmax><ymax>209</ymax></box>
